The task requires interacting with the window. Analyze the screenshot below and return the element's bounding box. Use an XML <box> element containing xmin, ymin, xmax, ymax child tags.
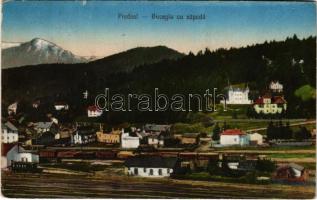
<box><xmin>149</xmin><ymin>169</ymin><xmax>154</xmax><ymax>175</ymax></box>
<box><xmin>143</xmin><ymin>168</ymin><xmax>146</xmax><ymax>173</ymax></box>
<box><xmin>134</xmin><ymin>168</ymin><xmax>138</xmax><ymax>175</ymax></box>
<box><xmin>158</xmin><ymin>169</ymin><xmax>162</xmax><ymax>175</ymax></box>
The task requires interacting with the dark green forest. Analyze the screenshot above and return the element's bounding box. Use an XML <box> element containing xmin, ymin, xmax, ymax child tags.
<box><xmin>2</xmin><ymin>35</ymin><xmax>316</xmax><ymax>123</ymax></box>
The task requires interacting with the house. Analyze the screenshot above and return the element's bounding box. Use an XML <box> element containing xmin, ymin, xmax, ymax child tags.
<box><xmin>87</xmin><ymin>105</ymin><xmax>103</xmax><ymax>117</ymax></box>
<box><xmin>33</xmin><ymin>122</ymin><xmax>57</xmax><ymax>134</ymax></box>
<box><xmin>1</xmin><ymin>122</ymin><xmax>19</xmax><ymax>144</ymax></box>
<box><xmin>54</xmin><ymin>102</ymin><xmax>69</xmax><ymax>111</ymax></box>
<box><xmin>253</xmin><ymin>94</ymin><xmax>287</xmax><ymax>114</ymax></box>
<box><xmin>147</xmin><ymin>134</ymin><xmax>164</xmax><ymax>148</ymax></box>
<box><xmin>124</xmin><ymin>155</ymin><xmax>179</xmax><ymax>177</ymax></box>
<box><xmin>121</xmin><ymin>129</ymin><xmax>140</xmax><ymax>149</ymax></box>
<box><xmin>221</xmin><ymin>85</ymin><xmax>252</xmax><ymax>105</ymax></box>
<box><xmin>54</xmin><ymin>127</ymin><xmax>73</xmax><ymax>146</ymax></box>
<box><xmin>2</xmin><ymin>144</ymin><xmax>39</xmax><ymax>169</ymax></box>
<box><xmin>8</xmin><ymin>102</ymin><xmax>18</xmax><ymax>115</ymax></box>
<box><xmin>180</xmin><ymin>133</ymin><xmax>200</xmax><ymax>145</ymax></box>
<box><xmin>248</xmin><ymin>133</ymin><xmax>263</xmax><ymax>145</ymax></box>
<box><xmin>273</xmin><ymin>163</ymin><xmax>309</xmax><ymax>182</ymax></box>
<box><xmin>72</xmin><ymin>126</ymin><xmax>96</xmax><ymax>145</ymax></box>
<box><xmin>96</xmin><ymin>129</ymin><xmax>121</xmax><ymax>144</ymax></box>
<box><xmin>270</xmin><ymin>81</ymin><xmax>283</xmax><ymax>93</ymax></box>
<box><xmin>55</xmin><ymin>127</ymin><xmax>74</xmax><ymax>140</ymax></box>
<box><xmin>220</xmin><ymin>129</ymin><xmax>249</xmax><ymax>146</ymax></box>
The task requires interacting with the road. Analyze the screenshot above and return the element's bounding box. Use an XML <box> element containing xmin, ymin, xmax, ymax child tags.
<box><xmin>1</xmin><ymin>172</ymin><xmax>315</xmax><ymax>198</ymax></box>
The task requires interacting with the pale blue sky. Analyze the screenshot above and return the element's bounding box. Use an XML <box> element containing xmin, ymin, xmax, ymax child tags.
<box><xmin>2</xmin><ymin>1</ymin><xmax>316</xmax><ymax>56</ymax></box>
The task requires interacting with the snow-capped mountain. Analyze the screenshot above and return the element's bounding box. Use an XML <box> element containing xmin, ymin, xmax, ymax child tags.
<box><xmin>2</xmin><ymin>42</ymin><xmax>22</xmax><ymax>49</ymax></box>
<box><xmin>1</xmin><ymin>38</ymin><xmax>89</xmax><ymax>68</ymax></box>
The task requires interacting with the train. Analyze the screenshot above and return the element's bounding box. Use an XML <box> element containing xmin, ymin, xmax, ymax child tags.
<box><xmin>39</xmin><ymin>149</ymin><xmax>220</xmax><ymax>163</ymax></box>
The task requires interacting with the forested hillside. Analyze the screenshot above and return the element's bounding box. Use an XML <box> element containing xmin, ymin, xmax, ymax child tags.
<box><xmin>2</xmin><ymin>35</ymin><xmax>316</xmax><ymax>123</ymax></box>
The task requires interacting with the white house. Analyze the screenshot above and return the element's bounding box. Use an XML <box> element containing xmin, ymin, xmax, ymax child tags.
<box><xmin>1</xmin><ymin>122</ymin><xmax>19</xmax><ymax>144</ymax></box>
<box><xmin>54</xmin><ymin>102</ymin><xmax>69</xmax><ymax>111</ymax></box>
<box><xmin>248</xmin><ymin>132</ymin><xmax>263</xmax><ymax>145</ymax></box>
<box><xmin>124</xmin><ymin>156</ymin><xmax>179</xmax><ymax>177</ymax></box>
<box><xmin>2</xmin><ymin>144</ymin><xmax>39</xmax><ymax>169</ymax></box>
<box><xmin>87</xmin><ymin>106</ymin><xmax>103</xmax><ymax>117</ymax></box>
<box><xmin>221</xmin><ymin>86</ymin><xmax>252</xmax><ymax>105</ymax></box>
<box><xmin>121</xmin><ymin>129</ymin><xmax>140</xmax><ymax>149</ymax></box>
<box><xmin>270</xmin><ymin>81</ymin><xmax>283</xmax><ymax>93</ymax></box>
<box><xmin>220</xmin><ymin>129</ymin><xmax>249</xmax><ymax>146</ymax></box>
<box><xmin>71</xmin><ymin>126</ymin><xmax>96</xmax><ymax>145</ymax></box>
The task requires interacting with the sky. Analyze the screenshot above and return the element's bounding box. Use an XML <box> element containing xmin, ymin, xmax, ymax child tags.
<box><xmin>2</xmin><ymin>1</ymin><xmax>316</xmax><ymax>57</ymax></box>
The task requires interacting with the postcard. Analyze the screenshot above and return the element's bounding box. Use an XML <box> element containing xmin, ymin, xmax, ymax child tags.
<box><xmin>1</xmin><ymin>1</ymin><xmax>316</xmax><ymax>199</ymax></box>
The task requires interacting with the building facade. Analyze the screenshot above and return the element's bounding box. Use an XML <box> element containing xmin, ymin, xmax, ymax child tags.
<box><xmin>270</xmin><ymin>81</ymin><xmax>283</xmax><ymax>93</ymax></box>
<box><xmin>96</xmin><ymin>130</ymin><xmax>121</xmax><ymax>144</ymax></box>
<box><xmin>4</xmin><ymin>144</ymin><xmax>39</xmax><ymax>168</ymax></box>
<box><xmin>220</xmin><ymin>129</ymin><xmax>249</xmax><ymax>146</ymax></box>
<box><xmin>121</xmin><ymin>129</ymin><xmax>140</xmax><ymax>149</ymax></box>
<box><xmin>1</xmin><ymin>122</ymin><xmax>19</xmax><ymax>144</ymax></box>
<box><xmin>221</xmin><ymin>86</ymin><xmax>252</xmax><ymax>105</ymax></box>
<box><xmin>253</xmin><ymin>95</ymin><xmax>287</xmax><ymax>114</ymax></box>
<box><xmin>124</xmin><ymin>156</ymin><xmax>179</xmax><ymax>177</ymax></box>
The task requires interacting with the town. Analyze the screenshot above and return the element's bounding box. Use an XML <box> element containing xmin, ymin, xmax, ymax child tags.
<box><xmin>2</xmin><ymin>80</ymin><xmax>315</xmax><ymax>196</ymax></box>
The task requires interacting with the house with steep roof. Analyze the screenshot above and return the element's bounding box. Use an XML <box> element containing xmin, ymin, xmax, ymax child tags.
<box><xmin>220</xmin><ymin>129</ymin><xmax>249</xmax><ymax>146</ymax></box>
<box><xmin>1</xmin><ymin>122</ymin><xmax>19</xmax><ymax>144</ymax></box>
<box><xmin>253</xmin><ymin>94</ymin><xmax>287</xmax><ymax>114</ymax></box>
<box><xmin>2</xmin><ymin>144</ymin><xmax>39</xmax><ymax>169</ymax></box>
<box><xmin>124</xmin><ymin>155</ymin><xmax>180</xmax><ymax>177</ymax></box>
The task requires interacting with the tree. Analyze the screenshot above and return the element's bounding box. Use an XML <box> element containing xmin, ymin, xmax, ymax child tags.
<box><xmin>294</xmin><ymin>126</ymin><xmax>311</xmax><ymax>141</ymax></box>
<box><xmin>266</xmin><ymin>121</ymin><xmax>275</xmax><ymax>140</ymax></box>
<box><xmin>212</xmin><ymin>122</ymin><xmax>221</xmax><ymax>141</ymax></box>
<box><xmin>284</xmin><ymin>121</ymin><xmax>293</xmax><ymax>139</ymax></box>
<box><xmin>222</xmin><ymin>121</ymin><xmax>229</xmax><ymax>131</ymax></box>
<box><xmin>256</xmin><ymin>158</ymin><xmax>276</xmax><ymax>172</ymax></box>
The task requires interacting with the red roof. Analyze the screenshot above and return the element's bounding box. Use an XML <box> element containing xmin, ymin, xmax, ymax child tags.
<box><xmin>221</xmin><ymin>129</ymin><xmax>245</xmax><ymax>135</ymax></box>
<box><xmin>254</xmin><ymin>96</ymin><xmax>286</xmax><ymax>105</ymax></box>
<box><xmin>87</xmin><ymin>105</ymin><xmax>101</xmax><ymax>112</ymax></box>
<box><xmin>1</xmin><ymin>143</ymin><xmax>16</xmax><ymax>156</ymax></box>
<box><xmin>254</xmin><ymin>97</ymin><xmax>264</xmax><ymax>104</ymax></box>
<box><xmin>272</xmin><ymin>96</ymin><xmax>286</xmax><ymax>104</ymax></box>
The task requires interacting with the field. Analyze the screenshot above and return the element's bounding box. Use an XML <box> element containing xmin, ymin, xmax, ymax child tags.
<box><xmin>1</xmin><ymin>171</ymin><xmax>315</xmax><ymax>198</ymax></box>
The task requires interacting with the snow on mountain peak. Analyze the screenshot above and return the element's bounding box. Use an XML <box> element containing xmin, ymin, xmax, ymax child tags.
<box><xmin>30</xmin><ymin>38</ymin><xmax>57</xmax><ymax>50</ymax></box>
<box><xmin>2</xmin><ymin>38</ymin><xmax>89</xmax><ymax>68</ymax></box>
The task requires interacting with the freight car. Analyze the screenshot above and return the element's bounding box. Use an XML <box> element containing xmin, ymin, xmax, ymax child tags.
<box><xmin>95</xmin><ymin>151</ymin><xmax>118</xmax><ymax>159</ymax></box>
<box><xmin>39</xmin><ymin>149</ymin><xmax>58</xmax><ymax>163</ymax></box>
